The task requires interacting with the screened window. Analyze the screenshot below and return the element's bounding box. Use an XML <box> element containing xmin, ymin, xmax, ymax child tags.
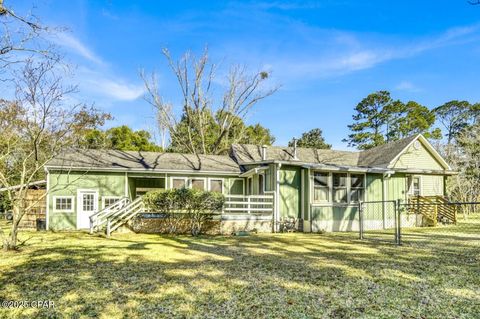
<box><xmin>332</xmin><ymin>173</ymin><xmax>348</xmax><ymax>203</ymax></box>
<box><xmin>258</xmin><ymin>174</ymin><xmax>265</xmax><ymax>195</ymax></box>
<box><xmin>209</xmin><ymin>179</ymin><xmax>223</xmax><ymax>193</ymax></box>
<box><xmin>350</xmin><ymin>174</ymin><xmax>365</xmax><ymax>203</ymax></box>
<box><xmin>172</xmin><ymin>178</ymin><xmax>186</xmax><ymax>189</ymax></box>
<box><xmin>313</xmin><ymin>172</ymin><xmax>329</xmax><ymax>202</ymax></box>
<box><xmin>103</xmin><ymin>197</ymin><xmax>120</xmax><ymax>209</ymax></box>
<box><xmin>412</xmin><ymin>177</ymin><xmax>421</xmax><ymax>196</ymax></box>
<box><xmin>54</xmin><ymin>197</ymin><xmax>73</xmax><ymax>212</ymax></box>
<box><xmin>230</xmin><ymin>179</ymin><xmax>244</xmax><ymax>195</ymax></box>
<box><xmin>247</xmin><ymin>177</ymin><xmax>253</xmax><ymax>195</ymax></box>
<box><xmin>191</xmin><ymin>179</ymin><xmax>206</xmax><ymax>191</ymax></box>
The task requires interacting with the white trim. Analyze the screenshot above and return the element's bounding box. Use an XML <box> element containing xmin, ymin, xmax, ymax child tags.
<box><xmin>76</xmin><ymin>189</ymin><xmax>99</xmax><ymax>230</ymax></box>
<box><xmin>190</xmin><ymin>177</ymin><xmax>207</xmax><ymax>191</ymax></box>
<box><xmin>124</xmin><ymin>172</ymin><xmax>128</xmax><ymax>197</ymax></box>
<box><xmin>52</xmin><ymin>196</ymin><xmax>75</xmax><ymax>213</ymax></box>
<box><xmin>44</xmin><ymin>166</ymin><xmax>240</xmax><ymax>176</ymax></box>
<box><xmin>387</xmin><ymin>134</ymin><xmax>452</xmax><ymax>170</ymax></box>
<box><xmin>170</xmin><ymin>177</ymin><xmax>188</xmax><ymax>189</ymax></box>
<box><xmin>409</xmin><ymin>175</ymin><xmax>423</xmax><ymax>196</ymax></box>
<box><xmin>239</xmin><ymin>166</ymin><xmax>268</xmax><ymax>178</ymax></box>
<box><xmin>46</xmin><ymin>172</ymin><xmax>50</xmax><ymax>230</ymax></box>
<box><xmin>208</xmin><ymin>178</ymin><xmax>225</xmax><ymax>194</ymax></box>
<box><xmin>102</xmin><ymin>196</ymin><xmax>122</xmax><ymax>209</ymax></box>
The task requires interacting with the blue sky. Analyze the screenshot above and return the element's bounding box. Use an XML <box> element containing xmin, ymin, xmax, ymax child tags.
<box><xmin>13</xmin><ymin>0</ymin><xmax>480</xmax><ymax>149</ymax></box>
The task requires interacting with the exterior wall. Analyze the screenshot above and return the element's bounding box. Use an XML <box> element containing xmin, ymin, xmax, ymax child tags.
<box><xmin>393</xmin><ymin>142</ymin><xmax>444</xmax><ymax>170</ymax></box>
<box><xmin>385</xmin><ymin>173</ymin><xmax>408</xmax><ymax>202</ymax></box>
<box><xmin>279</xmin><ymin>165</ymin><xmax>301</xmax><ymax>219</ymax></box>
<box><xmin>417</xmin><ymin>175</ymin><xmax>444</xmax><ymax>196</ymax></box>
<box><xmin>48</xmin><ymin>171</ymin><xmax>127</xmax><ymax>230</ymax></box>
<box><xmin>366</xmin><ymin>174</ymin><xmax>383</xmax><ymax>201</ymax></box>
<box><xmin>311</xmin><ymin>205</ymin><xmax>359</xmax><ymax>232</ymax></box>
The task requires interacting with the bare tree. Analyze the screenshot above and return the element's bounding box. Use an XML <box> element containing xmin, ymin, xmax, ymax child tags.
<box><xmin>0</xmin><ymin>0</ymin><xmax>57</xmax><ymax>76</ymax></box>
<box><xmin>0</xmin><ymin>58</ymin><xmax>108</xmax><ymax>250</ymax></box>
<box><xmin>142</xmin><ymin>48</ymin><xmax>278</xmax><ymax>155</ymax></box>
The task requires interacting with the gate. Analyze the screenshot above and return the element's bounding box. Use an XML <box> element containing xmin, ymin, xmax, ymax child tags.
<box><xmin>359</xmin><ymin>200</ymin><xmax>401</xmax><ymax>245</ymax></box>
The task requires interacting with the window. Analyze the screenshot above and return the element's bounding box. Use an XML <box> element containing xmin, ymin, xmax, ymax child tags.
<box><xmin>103</xmin><ymin>197</ymin><xmax>121</xmax><ymax>209</ymax></box>
<box><xmin>209</xmin><ymin>179</ymin><xmax>223</xmax><ymax>193</ymax></box>
<box><xmin>82</xmin><ymin>193</ymin><xmax>95</xmax><ymax>211</ymax></box>
<box><xmin>54</xmin><ymin>196</ymin><xmax>74</xmax><ymax>212</ymax></box>
<box><xmin>313</xmin><ymin>172</ymin><xmax>329</xmax><ymax>202</ymax></box>
<box><xmin>230</xmin><ymin>179</ymin><xmax>244</xmax><ymax>195</ymax></box>
<box><xmin>191</xmin><ymin>178</ymin><xmax>206</xmax><ymax>191</ymax></box>
<box><xmin>172</xmin><ymin>178</ymin><xmax>187</xmax><ymax>189</ymax></box>
<box><xmin>333</xmin><ymin>173</ymin><xmax>348</xmax><ymax>203</ymax></box>
<box><xmin>412</xmin><ymin>176</ymin><xmax>421</xmax><ymax>196</ymax></box>
<box><xmin>258</xmin><ymin>174</ymin><xmax>265</xmax><ymax>195</ymax></box>
<box><xmin>350</xmin><ymin>174</ymin><xmax>364</xmax><ymax>203</ymax></box>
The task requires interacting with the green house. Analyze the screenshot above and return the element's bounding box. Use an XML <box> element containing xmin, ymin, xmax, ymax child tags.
<box><xmin>45</xmin><ymin>134</ymin><xmax>454</xmax><ymax>233</ymax></box>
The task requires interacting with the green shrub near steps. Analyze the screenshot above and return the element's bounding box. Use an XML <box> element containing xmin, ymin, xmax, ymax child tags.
<box><xmin>142</xmin><ymin>188</ymin><xmax>225</xmax><ymax>236</ymax></box>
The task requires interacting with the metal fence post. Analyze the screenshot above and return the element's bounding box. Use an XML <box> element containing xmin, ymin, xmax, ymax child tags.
<box><xmin>396</xmin><ymin>199</ymin><xmax>402</xmax><ymax>246</ymax></box>
<box><xmin>358</xmin><ymin>201</ymin><xmax>364</xmax><ymax>240</ymax></box>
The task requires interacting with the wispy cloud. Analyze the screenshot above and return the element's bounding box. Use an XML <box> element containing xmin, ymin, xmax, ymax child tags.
<box><xmin>394</xmin><ymin>81</ymin><xmax>422</xmax><ymax>92</ymax></box>
<box><xmin>77</xmin><ymin>67</ymin><xmax>144</xmax><ymax>102</ymax></box>
<box><xmin>53</xmin><ymin>32</ymin><xmax>104</xmax><ymax>65</ymax></box>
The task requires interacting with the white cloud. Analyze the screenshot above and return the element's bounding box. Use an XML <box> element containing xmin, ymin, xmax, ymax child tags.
<box><xmin>395</xmin><ymin>81</ymin><xmax>421</xmax><ymax>92</ymax></box>
<box><xmin>53</xmin><ymin>32</ymin><xmax>104</xmax><ymax>65</ymax></box>
<box><xmin>87</xmin><ymin>77</ymin><xmax>145</xmax><ymax>101</ymax></box>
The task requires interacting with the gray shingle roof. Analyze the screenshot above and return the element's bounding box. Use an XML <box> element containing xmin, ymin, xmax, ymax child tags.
<box><xmin>47</xmin><ymin>149</ymin><xmax>241</xmax><ymax>173</ymax></box>
<box><xmin>231</xmin><ymin>134</ymin><xmax>421</xmax><ymax>169</ymax></box>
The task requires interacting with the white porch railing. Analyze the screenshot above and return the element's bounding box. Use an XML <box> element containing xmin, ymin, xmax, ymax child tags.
<box><xmin>223</xmin><ymin>194</ymin><xmax>275</xmax><ymax>214</ymax></box>
<box><xmin>89</xmin><ymin>197</ymin><xmax>130</xmax><ymax>233</ymax></box>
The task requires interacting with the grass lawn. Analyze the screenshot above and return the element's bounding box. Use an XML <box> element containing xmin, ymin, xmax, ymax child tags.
<box><xmin>1</xmin><ymin>218</ymin><xmax>479</xmax><ymax>319</ymax></box>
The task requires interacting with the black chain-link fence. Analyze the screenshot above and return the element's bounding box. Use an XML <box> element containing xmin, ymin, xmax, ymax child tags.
<box><xmin>359</xmin><ymin>199</ymin><xmax>480</xmax><ymax>246</ymax></box>
<box><xmin>359</xmin><ymin>200</ymin><xmax>400</xmax><ymax>244</ymax></box>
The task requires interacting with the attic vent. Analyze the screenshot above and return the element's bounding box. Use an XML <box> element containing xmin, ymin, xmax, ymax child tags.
<box><xmin>413</xmin><ymin>140</ymin><xmax>421</xmax><ymax>150</ymax></box>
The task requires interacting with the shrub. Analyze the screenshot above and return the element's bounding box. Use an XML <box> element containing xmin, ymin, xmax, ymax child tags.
<box><xmin>143</xmin><ymin>188</ymin><xmax>225</xmax><ymax>236</ymax></box>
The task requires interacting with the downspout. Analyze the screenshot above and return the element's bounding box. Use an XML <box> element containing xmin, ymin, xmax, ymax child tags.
<box><xmin>274</xmin><ymin>163</ymin><xmax>282</xmax><ymax>232</ymax></box>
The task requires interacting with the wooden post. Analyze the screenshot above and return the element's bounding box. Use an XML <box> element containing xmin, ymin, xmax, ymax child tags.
<box><xmin>89</xmin><ymin>217</ymin><xmax>93</xmax><ymax>234</ymax></box>
<box><xmin>358</xmin><ymin>201</ymin><xmax>364</xmax><ymax>240</ymax></box>
<box><xmin>106</xmin><ymin>219</ymin><xmax>111</xmax><ymax>237</ymax></box>
<box><xmin>247</xmin><ymin>196</ymin><xmax>251</xmax><ymax>214</ymax></box>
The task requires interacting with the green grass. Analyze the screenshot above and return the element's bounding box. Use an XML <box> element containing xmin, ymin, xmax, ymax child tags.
<box><xmin>1</xmin><ymin>218</ymin><xmax>479</xmax><ymax>319</ymax></box>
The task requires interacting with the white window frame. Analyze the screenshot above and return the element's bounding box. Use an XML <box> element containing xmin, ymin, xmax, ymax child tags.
<box><xmin>102</xmin><ymin>196</ymin><xmax>122</xmax><ymax>209</ymax></box>
<box><xmin>53</xmin><ymin>196</ymin><xmax>75</xmax><ymax>213</ymax></box>
<box><xmin>312</xmin><ymin>172</ymin><xmax>331</xmax><ymax>203</ymax></box>
<box><xmin>189</xmin><ymin>177</ymin><xmax>207</xmax><ymax>191</ymax></box>
<box><xmin>170</xmin><ymin>177</ymin><xmax>188</xmax><ymax>189</ymax></box>
<box><xmin>208</xmin><ymin>178</ymin><xmax>225</xmax><ymax>194</ymax></box>
<box><xmin>349</xmin><ymin>173</ymin><xmax>366</xmax><ymax>204</ymax></box>
<box><xmin>409</xmin><ymin>175</ymin><xmax>422</xmax><ymax>196</ymax></box>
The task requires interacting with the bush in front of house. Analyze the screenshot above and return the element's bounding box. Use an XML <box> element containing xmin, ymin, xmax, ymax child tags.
<box><xmin>143</xmin><ymin>188</ymin><xmax>225</xmax><ymax>236</ymax></box>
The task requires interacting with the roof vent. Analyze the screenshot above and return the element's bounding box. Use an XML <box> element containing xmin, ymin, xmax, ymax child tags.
<box><xmin>261</xmin><ymin>145</ymin><xmax>267</xmax><ymax>161</ymax></box>
<box><xmin>292</xmin><ymin>139</ymin><xmax>298</xmax><ymax>160</ymax></box>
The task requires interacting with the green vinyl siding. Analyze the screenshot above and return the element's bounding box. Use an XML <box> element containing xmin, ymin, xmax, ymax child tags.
<box><xmin>418</xmin><ymin>175</ymin><xmax>444</xmax><ymax>196</ymax></box>
<box><xmin>279</xmin><ymin>165</ymin><xmax>301</xmax><ymax>219</ymax></box>
<box><xmin>386</xmin><ymin>173</ymin><xmax>407</xmax><ymax>202</ymax></box>
<box><xmin>303</xmin><ymin>168</ymin><xmax>310</xmax><ymax>220</ymax></box>
<box><xmin>311</xmin><ymin>205</ymin><xmax>359</xmax><ymax>231</ymax></box>
<box><xmin>48</xmin><ymin>171</ymin><xmax>126</xmax><ymax>230</ymax></box>
<box><xmin>366</xmin><ymin>174</ymin><xmax>383</xmax><ymax>202</ymax></box>
<box><xmin>393</xmin><ymin>143</ymin><xmax>444</xmax><ymax>170</ymax></box>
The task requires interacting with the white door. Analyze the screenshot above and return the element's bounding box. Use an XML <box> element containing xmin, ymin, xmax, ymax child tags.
<box><xmin>77</xmin><ymin>190</ymin><xmax>98</xmax><ymax>229</ymax></box>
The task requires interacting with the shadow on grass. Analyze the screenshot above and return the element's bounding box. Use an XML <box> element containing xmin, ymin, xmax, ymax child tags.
<box><xmin>0</xmin><ymin>224</ymin><xmax>479</xmax><ymax>318</ymax></box>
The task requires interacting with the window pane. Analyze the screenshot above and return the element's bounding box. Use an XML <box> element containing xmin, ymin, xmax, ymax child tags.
<box><xmin>314</xmin><ymin>187</ymin><xmax>329</xmax><ymax>202</ymax></box>
<box><xmin>191</xmin><ymin>179</ymin><xmax>205</xmax><ymax>191</ymax></box>
<box><xmin>210</xmin><ymin>180</ymin><xmax>223</xmax><ymax>193</ymax></box>
<box><xmin>172</xmin><ymin>179</ymin><xmax>186</xmax><ymax>189</ymax></box>
<box><xmin>351</xmin><ymin>174</ymin><xmax>364</xmax><ymax>188</ymax></box>
<box><xmin>333</xmin><ymin>173</ymin><xmax>347</xmax><ymax>187</ymax></box>
<box><xmin>105</xmin><ymin>198</ymin><xmax>119</xmax><ymax>208</ymax></box>
<box><xmin>55</xmin><ymin>197</ymin><xmax>72</xmax><ymax>210</ymax></box>
<box><xmin>83</xmin><ymin>194</ymin><xmax>95</xmax><ymax>211</ymax></box>
<box><xmin>230</xmin><ymin>179</ymin><xmax>244</xmax><ymax>195</ymax></box>
<box><xmin>333</xmin><ymin>188</ymin><xmax>347</xmax><ymax>203</ymax></box>
<box><xmin>350</xmin><ymin>189</ymin><xmax>363</xmax><ymax>202</ymax></box>
<box><xmin>314</xmin><ymin>173</ymin><xmax>329</xmax><ymax>187</ymax></box>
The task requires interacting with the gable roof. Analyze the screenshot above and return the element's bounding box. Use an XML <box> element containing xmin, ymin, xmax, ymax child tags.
<box><xmin>231</xmin><ymin>134</ymin><xmax>452</xmax><ymax>171</ymax></box>
<box><xmin>46</xmin><ymin>149</ymin><xmax>241</xmax><ymax>174</ymax></box>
